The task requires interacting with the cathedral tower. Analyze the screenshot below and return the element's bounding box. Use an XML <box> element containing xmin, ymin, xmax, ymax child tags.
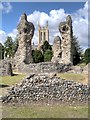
<box><xmin>38</xmin><ymin>21</ymin><xmax>49</xmax><ymax>49</ymax></box>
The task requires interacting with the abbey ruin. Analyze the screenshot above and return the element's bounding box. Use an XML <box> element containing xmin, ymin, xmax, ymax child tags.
<box><xmin>1</xmin><ymin>13</ymin><xmax>89</xmax><ymax>105</ymax></box>
<box><xmin>14</xmin><ymin>13</ymin><xmax>73</xmax><ymax>67</ymax></box>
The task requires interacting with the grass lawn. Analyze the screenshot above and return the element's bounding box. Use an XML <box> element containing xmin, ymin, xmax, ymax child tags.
<box><xmin>77</xmin><ymin>63</ymin><xmax>86</xmax><ymax>67</ymax></box>
<box><xmin>0</xmin><ymin>73</ymin><xmax>26</xmax><ymax>96</ymax></box>
<box><xmin>0</xmin><ymin>74</ymin><xmax>26</xmax><ymax>86</ymax></box>
<box><xmin>57</xmin><ymin>73</ymin><xmax>88</xmax><ymax>84</ymax></box>
<box><xmin>0</xmin><ymin>73</ymin><xmax>88</xmax><ymax>118</ymax></box>
<box><xmin>2</xmin><ymin>104</ymin><xmax>88</xmax><ymax>118</ymax></box>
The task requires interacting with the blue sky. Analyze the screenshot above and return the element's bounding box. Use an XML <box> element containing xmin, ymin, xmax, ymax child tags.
<box><xmin>0</xmin><ymin>2</ymin><xmax>88</xmax><ymax>50</ymax></box>
<box><xmin>2</xmin><ymin>2</ymin><xmax>85</xmax><ymax>33</ymax></box>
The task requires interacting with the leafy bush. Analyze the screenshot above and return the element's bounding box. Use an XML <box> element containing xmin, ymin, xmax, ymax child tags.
<box><xmin>84</xmin><ymin>48</ymin><xmax>90</xmax><ymax>64</ymax></box>
<box><xmin>32</xmin><ymin>41</ymin><xmax>53</xmax><ymax>63</ymax></box>
<box><xmin>41</xmin><ymin>41</ymin><xmax>52</xmax><ymax>52</ymax></box>
<box><xmin>32</xmin><ymin>49</ymin><xmax>44</xmax><ymax>63</ymax></box>
<box><xmin>44</xmin><ymin>49</ymin><xmax>53</xmax><ymax>62</ymax></box>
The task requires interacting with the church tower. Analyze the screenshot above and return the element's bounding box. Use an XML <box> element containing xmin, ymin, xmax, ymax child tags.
<box><xmin>38</xmin><ymin>21</ymin><xmax>49</xmax><ymax>50</ymax></box>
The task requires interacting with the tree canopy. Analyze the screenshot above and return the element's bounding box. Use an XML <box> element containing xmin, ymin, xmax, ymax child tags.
<box><xmin>44</xmin><ymin>49</ymin><xmax>53</xmax><ymax>62</ymax></box>
<box><xmin>41</xmin><ymin>41</ymin><xmax>52</xmax><ymax>52</ymax></box>
<box><xmin>32</xmin><ymin>49</ymin><xmax>44</xmax><ymax>63</ymax></box>
<box><xmin>4</xmin><ymin>36</ymin><xmax>18</xmax><ymax>58</ymax></box>
<box><xmin>0</xmin><ymin>43</ymin><xmax>4</xmax><ymax>59</ymax></box>
<box><xmin>32</xmin><ymin>41</ymin><xmax>53</xmax><ymax>63</ymax></box>
<box><xmin>72</xmin><ymin>36</ymin><xmax>82</xmax><ymax>65</ymax></box>
<box><xmin>84</xmin><ymin>48</ymin><xmax>90</xmax><ymax>64</ymax></box>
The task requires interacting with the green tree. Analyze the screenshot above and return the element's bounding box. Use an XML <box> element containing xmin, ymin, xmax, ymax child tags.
<box><xmin>0</xmin><ymin>43</ymin><xmax>4</xmax><ymax>59</ymax></box>
<box><xmin>4</xmin><ymin>36</ymin><xmax>14</xmax><ymax>58</ymax></box>
<box><xmin>84</xmin><ymin>48</ymin><xmax>90</xmax><ymax>64</ymax></box>
<box><xmin>32</xmin><ymin>49</ymin><xmax>44</xmax><ymax>63</ymax></box>
<box><xmin>72</xmin><ymin>36</ymin><xmax>82</xmax><ymax>65</ymax></box>
<box><xmin>44</xmin><ymin>49</ymin><xmax>53</xmax><ymax>62</ymax></box>
<box><xmin>13</xmin><ymin>38</ymin><xmax>18</xmax><ymax>55</ymax></box>
<box><xmin>4</xmin><ymin>36</ymin><xmax>18</xmax><ymax>58</ymax></box>
<box><xmin>41</xmin><ymin>41</ymin><xmax>53</xmax><ymax>62</ymax></box>
<box><xmin>41</xmin><ymin>41</ymin><xmax>52</xmax><ymax>53</ymax></box>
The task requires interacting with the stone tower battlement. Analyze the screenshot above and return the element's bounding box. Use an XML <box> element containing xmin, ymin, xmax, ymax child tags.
<box><xmin>38</xmin><ymin>21</ymin><xmax>49</xmax><ymax>50</ymax></box>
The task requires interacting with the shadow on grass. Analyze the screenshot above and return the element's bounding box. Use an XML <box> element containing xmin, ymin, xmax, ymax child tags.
<box><xmin>0</xmin><ymin>84</ymin><xmax>9</xmax><ymax>88</ymax></box>
<box><xmin>12</xmin><ymin>73</ymin><xmax>19</xmax><ymax>76</ymax></box>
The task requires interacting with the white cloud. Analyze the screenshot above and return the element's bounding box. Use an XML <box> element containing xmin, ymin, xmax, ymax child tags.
<box><xmin>0</xmin><ymin>2</ymin><xmax>12</xmax><ymax>13</ymax></box>
<box><xmin>8</xmin><ymin>29</ymin><xmax>18</xmax><ymax>40</ymax></box>
<box><xmin>27</xmin><ymin>9</ymin><xmax>67</xmax><ymax>45</ymax></box>
<box><xmin>0</xmin><ymin>29</ymin><xmax>18</xmax><ymax>44</ymax></box>
<box><xmin>0</xmin><ymin>2</ymin><xmax>3</xmax><ymax>10</ymax></box>
<box><xmin>27</xmin><ymin>2</ymin><xmax>88</xmax><ymax>50</ymax></box>
<box><xmin>0</xmin><ymin>30</ymin><xmax>7</xmax><ymax>44</ymax></box>
<box><xmin>1</xmin><ymin>2</ymin><xmax>88</xmax><ymax>50</ymax></box>
<box><xmin>72</xmin><ymin>2</ymin><xmax>88</xmax><ymax>50</ymax></box>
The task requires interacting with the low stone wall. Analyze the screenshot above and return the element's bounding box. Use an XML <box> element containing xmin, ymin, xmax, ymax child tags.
<box><xmin>2</xmin><ymin>73</ymin><xmax>90</xmax><ymax>104</ymax></box>
<box><xmin>0</xmin><ymin>59</ymin><xmax>88</xmax><ymax>76</ymax></box>
<box><xmin>14</xmin><ymin>62</ymin><xmax>89</xmax><ymax>74</ymax></box>
<box><xmin>16</xmin><ymin>62</ymin><xmax>72</xmax><ymax>74</ymax></box>
<box><xmin>67</xmin><ymin>64</ymin><xmax>89</xmax><ymax>74</ymax></box>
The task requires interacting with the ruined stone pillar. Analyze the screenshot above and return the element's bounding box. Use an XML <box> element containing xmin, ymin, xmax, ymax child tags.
<box><xmin>14</xmin><ymin>13</ymin><xmax>35</xmax><ymax>66</ymax></box>
<box><xmin>59</xmin><ymin>15</ymin><xmax>73</xmax><ymax>64</ymax></box>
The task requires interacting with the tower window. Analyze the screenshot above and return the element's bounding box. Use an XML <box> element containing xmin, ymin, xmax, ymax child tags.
<box><xmin>41</xmin><ymin>32</ymin><xmax>42</xmax><ymax>41</ymax></box>
<box><xmin>44</xmin><ymin>32</ymin><xmax>46</xmax><ymax>40</ymax></box>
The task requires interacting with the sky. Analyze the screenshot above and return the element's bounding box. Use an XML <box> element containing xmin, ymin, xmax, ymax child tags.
<box><xmin>0</xmin><ymin>2</ymin><xmax>88</xmax><ymax>50</ymax></box>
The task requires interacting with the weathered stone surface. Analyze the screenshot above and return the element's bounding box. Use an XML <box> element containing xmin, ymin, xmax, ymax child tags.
<box><xmin>52</xmin><ymin>36</ymin><xmax>62</xmax><ymax>63</ymax></box>
<box><xmin>14</xmin><ymin>61</ymin><xmax>88</xmax><ymax>75</ymax></box>
<box><xmin>67</xmin><ymin>64</ymin><xmax>89</xmax><ymax>74</ymax></box>
<box><xmin>14</xmin><ymin>13</ymin><xmax>35</xmax><ymax>67</ymax></box>
<box><xmin>0</xmin><ymin>59</ymin><xmax>88</xmax><ymax>76</ymax></box>
<box><xmin>2</xmin><ymin>73</ymin><xmax>90</xmax><ymax>104</ymax></box>
<box><xmin>58</xmin><ymin>15</ymin><xmax>73</xmax><ymax>64</ymax></box>
<box><xmin>0</xmin><ymin>60</ymin><xmax>13</xmax><ymax>76</ymax></box>
<box><xmin>83</xmin><ymin>63</ymin><xmax>89</xmax><ymax>74</ymax></box>
<box><xmin>16</xmin><ymin>62</ymin><xmax>72</xmax><ymax>74</ymax></box>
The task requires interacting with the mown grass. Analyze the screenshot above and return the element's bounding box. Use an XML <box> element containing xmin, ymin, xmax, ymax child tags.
<box><xmin>57</xmin><ymin>73</ymin><xmax>88</xmax><ymax>84</ymax></box>
<box><xmin>1</xmin><ymin>73</ymin><xmax>88</xmax><ymax>118</ymax></box>
<box><xmin>0</xmin><ymin>74</ymin><xmax>26</xmax><ymax>86</ymax></box>
<box><xmin>77</xmin><ymin>63</ymin><xmax>86</xmax><ymax>67</ymax></box>
<box><xmin>2</xmin><ymin>104</ymin><xmax>88</xmax><ymax>118</ymax></box>
<box><xmin>0</xmin><ymin>74</ymin><xmax>26</xmax><ymax>96</ymax></box>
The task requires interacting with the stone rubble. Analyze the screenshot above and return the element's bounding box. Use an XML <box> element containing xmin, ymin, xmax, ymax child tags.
<box><xmin>2</xmin><ymin>73</ymin><xmax>90</xmax><ymax>104</ymax></box>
